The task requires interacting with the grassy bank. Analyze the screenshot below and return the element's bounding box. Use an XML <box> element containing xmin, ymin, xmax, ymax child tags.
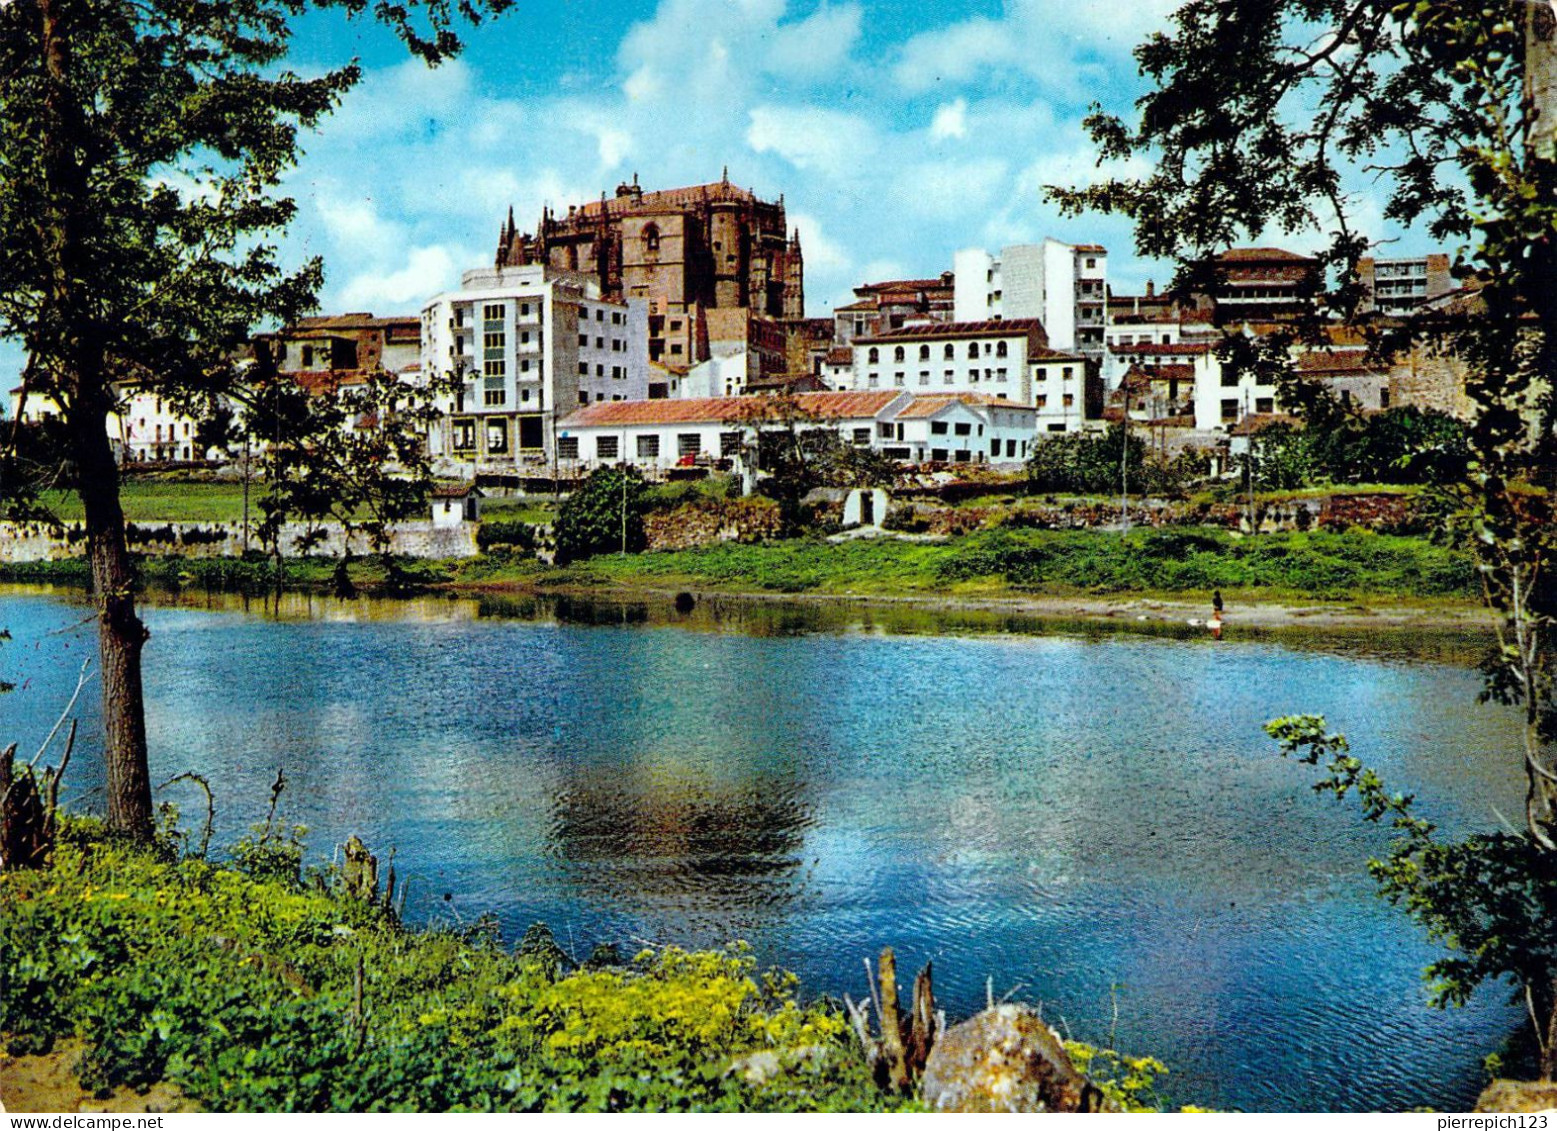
<box><xmin>1</xmin><ymin>527</ymin><xmax>1479</xmax><ymax>607</ymax></box>
<box><xmin>0</xmin><ymin>820</ymin><xmax>1175</xmax><ymax>1112</ymax></box>
<box><xmin>35</xmin><ymin>482</ymin><xmax>252</xmax><ymax>524</ymax></box>
<box><xmin>529</xmin><ymin>527</ymin><xmax>1478</xmax><ymax>604</ymax></box>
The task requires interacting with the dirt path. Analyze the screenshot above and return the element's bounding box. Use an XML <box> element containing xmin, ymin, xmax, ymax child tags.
<box><xmin>0</xmin><ymin>1040</ymin><xmax>194</xmax><ymax>1114</ymax></box>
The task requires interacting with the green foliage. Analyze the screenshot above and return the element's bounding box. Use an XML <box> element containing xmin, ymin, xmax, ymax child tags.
<box><xmin>477</xmin><ymin>519</ymin><xmax>539</xmax><ymax>555</ymax></box>
<box><xmin>1064</xmin><ymin>1043</ymin><xmax>1175</xmax><ymax>1113</ymax></box>
<box><xmin>1267</xmin><ymin>717</ymin><xmax>1557</xmax><ymax>1044</ymax></box>
<box><xmin>1026</xmin><ymin>425</ymin><xmax>1190</xmax><ymax>497</ymax></box>
<box><xmin>1239</xmin><ymin>410</ymin><xmax>1472</xmax><ymax>491</ymax></box>
<box><xmin>0</xmin><ymin>820</ymin><xmax>908</xmax><ymax>1112</ymax></box>
<box><xmin>553</xmin><ymin>466</ymin><xmax>649</xmax><ymax>565</ymax></box>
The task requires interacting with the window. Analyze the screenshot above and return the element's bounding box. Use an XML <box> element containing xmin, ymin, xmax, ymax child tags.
<box><xmin>944</xmin><ymin>369</ymin><xmax>954</xmax><ymax>383</ymax></box>
<box><xmin>579</xmin><ymin>334</ymin><xmax>589</xmax><ymax>347</ymax></box>
<box><xmin>597</xmin><ymin>436</ymin><xmax>619</xmax><ymax>460</ymax></box>
<box><xmin>557</xmin><ymin>436</ymin><xmax>579</xmax><ymax>460</ymax></box>
<box><xmin>1380</xmin><ymin>389</ymin><xmax>1391</xmax><ymax>409</ymax></box>
<box><xmin>1063</xmin><ymin>394</ymin><xmax>1074</xmax><ymax>407</ymax></box>
<box><xmin>931</xmin><ymin>448</ymin><xmax>948</xmax><ymax>462</ymax></box>
<box><xmin>954</xmin><ymin>422</ymin><xmax>971</xmax><ymax>436</ymax></box>
<box><xmin>853</xmin><ymin>427</ymin><xmax>871</xmax><ymax>445</ymax></box>
<box><xmin>486</xmin><ymin>420</ymin><xmax>508</xmax><ymax>453</ymax></box>
<box><xmin>644</xmin><ymin>223</ymin><xmax>661</xmax><ymax>255</ymax></box>
<box><xmin>519</xmin><ymin>303</ymin><xmax>530</xmax><ymax>318</ymax></box>
<box><xmin>930</xmin><ymin>421</ymin><xmax>948</xmax><ymax>435</ymax></box>
<box><xmin>894</xmin><ymin>346</ymin><xmax>905</xmax><ymax>362</ymax></box>
<box><xmin>920</xmin><ymin>371</ymin><xmax>930</xmax><ymax>385</ymax></box>
<box><xmin>301</xmin><ymin>345</ymin><xmax>314</xmax><ymax>368</ymax></box>
<box><xmin>1036</xmin><ymin>395</ymin><xmax>1048</xmax><ymax>407</ymax></box>
<box><xmin>867</xmin><ymin>373</ymin><xmax>879</xmax><ymax>388</ymax></box>
<box><xmin>595</xmin><ymin>337</ymin><xmax>604</xmax><ymax>349</ymax></box>
<box><xmin>967</xmin><ymin>343</ymin><xmax>978</xmax><ymax>359</ymax></box>
<box><xmin>484</xmin><ymin>359</ymin><xmax>505</xmax><ymax>379</ymax></box>
<box><xmin>1221</xmin><ymin>367</ymin><xmax>1239</xmax><ymax>387</ymax></box>
<box><xmin>454</xmin><ymin>335</ymin><xmax>464</xmax><ymax>355</ymax></box>
<box><xmin>454</xmin><ymin>307</ymin><xmax>465</xmax><ymax>327</ymax></box>
<box><xmin>894</xmin><ymin>372</ymin><xmax>905</xmax><ymax>387</ymax></box>
<box><xmin>720</xmin><ymin>431</ymin><xmax>743</xmax><ymax>457</ymax></box>
<box><xmin>483</xmin><ymin>303</ymin><xmax>504</xmax><ymax>322</ymax></box>
<box><xmin>1006</xmin><ymin>440</ymin><xmax>1017</xmax><ymax>457</ymax></box>
<box><xmin>868</xmin><ymin>347</ymin><xmax>880</xmax><ymax>363</ymax></box>
<box><xmin>484</xmin><ymin>387</ymin><xmax>506</xmax><ymax>407</ymax></box>
<box><xmin>1062</xmin><ymin>366</ymin><xmax>1073</xmax><ymax>380</ymax></box>
<box><xmin>677</xmin><ymin>433</ymin><xmax>701</xmax><ymax>457</ymax></box>
<box><xmin>954</xmin><ymin>449</ymin><xmax>971</xmax><ymax>462</ymax></box>
<box><xmin>1048</xmin><ymin>422</ymin><xmax>1066</xmax><ymax>433</ymax></box>
<box><xmin>943</xmin><ymin>344</ymin><xmax>954</xmax><ymax>360</ymax></box>
<box><xmin>996</xmin><ymin>368</ymin><xmax>1007</xmax><ymax>382</ymax></box>
<box><xmin>919</xmin><ymin>345</ymin><xmax>930</xmax><ymax>361</ymax></box>
<box><xmin>1255</xmin><ymin>397</ymin><xmax>1275</xmax><ymax>414</ymax></box>
<box><xmin>595</xmin><ymin>309</ymin><xmax>604</xmax><ymax>322</ymax></box>
<box><xmin>991</xmin><ymin>439</ymin><xmax>1000</xmax><ymax>456</ymax></box>
<box><xmin>1086</xmin><ymin>257</ymin><xmax>1096</xmax><ymax>269</ymax></box>
<box><xmin>1221</xmin><ymin>398</ymin><xmax>1239</xmax><ymax>422</ymax></box>
<box><xmin>579</xmin><ymin>362</ymin><xmax>589</xmax><ymax>375</ymax></box>
<box><xmin>996</xmin><ymin>341</ymin><xmax>1008</xmax><ymax>358</ymax></box>
<box><xmin>969</xmin><ymin>369</ymin><xmax>980</xmax><ymax>383</ymax></box>
<box><xmin>597</xmin><ymin>364</ymin><xmax>605</xmax><ymax>377</ymax></box>
<box><xmin>877</xmin><ymin>422</ymin><xmax>894</xmax><ymax>439</ymax></box>
<box><xmin>637</xmin><ymin>434</ymin><xmax>660</xmax><ymax>458</ymax></box>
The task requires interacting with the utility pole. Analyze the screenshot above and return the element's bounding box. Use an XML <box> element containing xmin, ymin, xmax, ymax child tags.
<box><xmin>620</xmin><ymin>463</ymin><xmax>627</xmax><ymax>555</ymax></box>
<box><xmin>1119</xmin><ymin>395</ymin><xmax>1131</xmax><ymax>535</ymax></box>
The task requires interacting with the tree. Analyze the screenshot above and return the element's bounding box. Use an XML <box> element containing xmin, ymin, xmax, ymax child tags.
<box><xmin>553</xmin><ymin>465</ymin><xmax>648</xmax><ymax>565</ymax></box>
<box><xmin>1052</xmin><ymin>0</ymin><xmax>1555</xmax><ymax>1076</ymax></box>
<box><xmin>0</xmin><ymin>0</ymin><xmax>506</xmax><ymax>841</ymax></box>
<box><xmin>725</xmin><ymin>393</ymin><xmax>883</xmax><ymax>534</ymax></box>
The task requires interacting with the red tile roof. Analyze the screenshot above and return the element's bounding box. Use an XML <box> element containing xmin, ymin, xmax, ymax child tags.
<box><xmin>824</xmin><ymin>347</ymin><xmax>854</xmax><ymax>365</ymax></box>
<box><xmin>291</xmin><ymin>370</ymin><xmax>369</xmax><ymax>396</ymax></box>
<box><xmin>1217</xmin><ymin>247</ymin><xmax>1315</xmax><ymax>263</ymax></box>
<box><xmin>559</xmin><ymin>390</ymin><xmax>902</xmax><ymax>428</ymax></box>
<box><xmin>1030</xmin><ymin>347</ymin><xmax>1086</xmax><ymax>362</ymax></box>
<box><xmin>857</xmin><ymin>318</ymin><xmax>1046</xmax><ymax>344</ymax></box>
<box><xmin>893</xmin><ymin>393</ymin><xmax>1036</xmax><ymax>419</ymax></box>
<box><xmin>1230</xmin><ymin>412</ymin><xmax>1302</xmax><ymax>436</ymax></box>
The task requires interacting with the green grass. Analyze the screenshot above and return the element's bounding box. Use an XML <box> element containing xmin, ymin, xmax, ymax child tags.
<box><xmin>0</xmin><ymin>818</ymin><xmax>911</xmax><ymax>1112</ymax></box>
<box><xmin>37</xmin><ymin>481</ymin><xmax>253</xmax><ymax>523</ymax></box>
<box><xmin>479</xmin><ymin>498</ymin><xmax>557</xmax><ymax>525</ymax></box>
<box><xmin>537</xmin><ymin>526</ymin><xmax>1477</xmax><ymax>604</ymax></box>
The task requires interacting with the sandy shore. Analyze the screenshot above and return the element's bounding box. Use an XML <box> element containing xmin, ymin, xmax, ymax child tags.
<box><xmin>449</xmin><ymin>578</ymin><xmax>1494</xmax><ymax>634</ymax></box>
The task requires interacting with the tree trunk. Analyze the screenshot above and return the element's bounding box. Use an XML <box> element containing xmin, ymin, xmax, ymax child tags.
<box><xmin>73</xmin><ymin>410</ymin><xmax>154</xmax><ymax>841</ymax></box>
<box><xmin>37</xmin><ymin>0</ymin><xmax>154</xmax><ymax>842</ymax></box>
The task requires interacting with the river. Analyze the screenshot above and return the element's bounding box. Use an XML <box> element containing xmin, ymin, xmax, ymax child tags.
<box><xmin>0</xmin><ymin>583</ymin><xmax>1532</xmax><ymax>1111</ymax></box>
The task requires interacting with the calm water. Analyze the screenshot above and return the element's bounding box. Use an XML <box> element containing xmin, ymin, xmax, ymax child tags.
<box><xmin>0</xmin><ymin>584</ymin><xmax>1532</xmax><ymax>1112</ymax></box>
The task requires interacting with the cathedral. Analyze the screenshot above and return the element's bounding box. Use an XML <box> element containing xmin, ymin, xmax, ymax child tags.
<box><xmin>494</xmin><ymin>172</ymin><xmax>804</xmax><ymax>372</ymax></box>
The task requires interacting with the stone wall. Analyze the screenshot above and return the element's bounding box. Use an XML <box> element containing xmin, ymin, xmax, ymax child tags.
<box><xmin>0</xmin><ymin>519</ymin><xmax>478</xmax><ymax>564</ymax></box>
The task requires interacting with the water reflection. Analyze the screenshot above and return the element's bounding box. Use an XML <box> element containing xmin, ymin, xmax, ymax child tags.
<box><xmin>0</xmin><ymin>583</ymin><xmax>1531</xmax><ymax>1112</ymax></box>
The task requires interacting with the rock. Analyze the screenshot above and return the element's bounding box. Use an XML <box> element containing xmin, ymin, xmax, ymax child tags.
<box><xmin>1475</xmin><ymin>1080</ymin><xmax>1557</xmax><ymax>1112</ymax></box>
<box><xmin>730</xmin><ymin>1050</ymin><xmax>783</xmax><ymax>1086</ymax></box>
<box><xmin>920</xmin><ymin>1005</ymin><xmax>1105</xmax><ymax>1113</ymax></box>
<box><xmin>727</xmin><ymin>1046</ymin><xmax>830</xmax><ymax>1087</ymax></box>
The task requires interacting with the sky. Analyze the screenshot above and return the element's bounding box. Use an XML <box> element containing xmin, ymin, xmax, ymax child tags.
<box><xmin>2</xmin><ymin>0</ymin><xmax>1442</xmax><ymax>387</ymax></box>
<box><xmin>277</xmin><ymin>0</ymin><xmax>1188</xmax><ymax>320</ymax></box>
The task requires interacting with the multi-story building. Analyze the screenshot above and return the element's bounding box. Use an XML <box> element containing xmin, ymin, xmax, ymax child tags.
<box><xmin>1029</xmin><ymin>349</ymin><xmax>1097</xmax><ymax>433</ymax></box>
<box><xmin>493</xmin><ymin>173</ymin><xmax>802</xmax><ymax>372</ymax></box>
<box><xmin>261</xmin><ymin>312</ymin><xmax>423</xmax><ymax>380</ymax></box>
<box><xmin>1205</xmin><ymin>247</ymin><xmax>1321</xmax><ymax>325</ymax></box>
<box><xmin>831</xmin><ymin>274</ymin><xmax>957</xmax><ymax>348</ymax></box>
<box><xmin>952</xmin><ymin>240</ymin><xmax>1107</xmax><ymax>359</ymax></box>
<box><xmin>1356</xmin><ymin>254</ymin><xmax>1454</xmax><ymax>317</ymax></box>
<box><xmin>420</xmin><ymin>265</ymin><xmax>648</xmax><ymax>471</ymax></box>
<box><xmin>848</xmin><ymin>319</ymin><xmax>1049</xmax><ymax>403</ymax></box>
<box><xmin>8</xmin><ymin>383</ymin><xmax>223</xmax><ymax>464</ymax></box>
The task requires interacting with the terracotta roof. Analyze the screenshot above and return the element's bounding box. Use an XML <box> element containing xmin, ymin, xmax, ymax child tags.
<box><xmin>1071</xmin><ymin>244</ymin><xmax>1107</xmax><ymax>253</ymax></box>
<box><xmin>892</xmin><ymin>393</ymin><xmax>1036</xmax><ymax>419</ymax></box>
<box><xmin>834</xmin><ymin>300</ymin><xmax>877</xmax><ymax>313</ymax></box>
<box><xmin>856</xmin><ymin>277</ymin><xmax>952</xmax><ymax>293</ymax></box>
<box><xmin>856</xmin><ymin>318</ymin><xmax>1046</xmax><ymax>344</ymax></box>
<box><xmin>824</xmin><ymin>347</ymin><xmax>854</xmax><ymax>365</ymax></box>
<box><xmin>1144</xmin><ymin>363</ymin><xmax>1195</xmax><ymax>382</ymax></box>
<box><xmin>570</xmin><ymin>180</ymin><xmax>760</xmax><ymax>220</ymax></box>
<box><xmin>1217</xmin><ymin>247</ymin><xmax>1315</xmax><ymax>263</ymax></box>
<box><xmin>559</xmin><ymin>390</ymin><xmax>902</xmax><ymax>428</ymax></box>
<box><xmin>291</xmin><ymin>313</ymin><xmax>419</xmax><ymax>331</ymax></box>
<box><xmin>1030</xmin><ymin>347</ymin><xmax>1086</xmax><ymax>362</ymax></box>
<box><xmin>429</xmin><ymin>483</ymin><xmax>479</xmax><ymax>498</ymax></box>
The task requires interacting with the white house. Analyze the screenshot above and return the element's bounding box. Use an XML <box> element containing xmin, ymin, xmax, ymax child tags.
<box><xmin>849</xmin><ymin>319</ymin><xmax>1047</xmax><ymax>404</ymax></box>
<box><xmin>421</xmin><ymin>264</ymin><xmax>648</xmax><ymax>472</ymax></box>
<box><xmin>876</xmin><ymin>394</ymin><xmax>1038</xmax><ymax>465</ymax></box>
<box><xmin>1029</xmin><ymin>349</ymin><xmax>1092</xmax><ymax>433</ymax></box>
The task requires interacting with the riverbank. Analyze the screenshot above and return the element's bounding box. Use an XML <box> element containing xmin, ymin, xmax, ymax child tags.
<box><xmin>0</xmin><ymin>818</ymin><xmax>1173</xmax><ymax>1113</ymax></box>
<box><xmin>0</xmin><ymin>526</ymin><xmax>1490</xmax><ymax>633</ymax></box>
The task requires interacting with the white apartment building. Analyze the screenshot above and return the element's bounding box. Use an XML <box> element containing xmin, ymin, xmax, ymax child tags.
<box><xmin>1029</xmin><ymin>350</ymin><xmax>1091</xmax><ymax>433</ymax></box>
<box><xmin>953</xmin><ymin>240</ymin><xmax>1107</xmax><ymax>358</ymax></box>
<box><xmin>421</xmin><ymin>265</ymin><xmax>648</xmax><ymax>471</ymax></box>
<box><xmin>848</xmin><ymin>319</ymin><xmax>1047</xmax><ymax>404</ymax></box>
<box><xmin>554</xmin><ymin>390</ymin><xmax>1036</xmax><ymax>474</ymax></box>
<box><xmin>8</xmin><ymin>383</ymin><xmax>223</xmax><ymax>463</ymax></box>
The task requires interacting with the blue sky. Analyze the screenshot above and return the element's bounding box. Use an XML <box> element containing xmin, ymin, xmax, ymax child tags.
<box><xmin>277</xmin><ymin>0</ymin><xmax>1188</xmax><ymax>320</ymax></box>
<box><xmin>2</xmin><ymin>0</ymin><xmax>1441</xmax><ymax>388</ymax></box>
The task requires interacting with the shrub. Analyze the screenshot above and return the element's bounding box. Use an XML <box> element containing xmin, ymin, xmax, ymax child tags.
<box><xmin>553</xmin><ymin>467</ymin><xmax>648</xmax><ymax>565</ymax></box>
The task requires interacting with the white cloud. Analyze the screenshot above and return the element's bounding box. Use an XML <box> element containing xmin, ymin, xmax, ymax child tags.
<box><xmin>747</xmin><ymin>104</ymin><xmax>874</xmax><ymax>175</ymax></box>
<box><xmin>340</xmin><ymin>245</ymin><xmax>467</xmax><ymax>309</ymax></box>
<box><xmin>930</xmin><ymin>98</ymin><xmax>968</xmax><ymax>141</ymax></box>
<box><xmin>762</xmin><ymin>3</ymin><xmax>863</xmax><ymax>80</ymax></box>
